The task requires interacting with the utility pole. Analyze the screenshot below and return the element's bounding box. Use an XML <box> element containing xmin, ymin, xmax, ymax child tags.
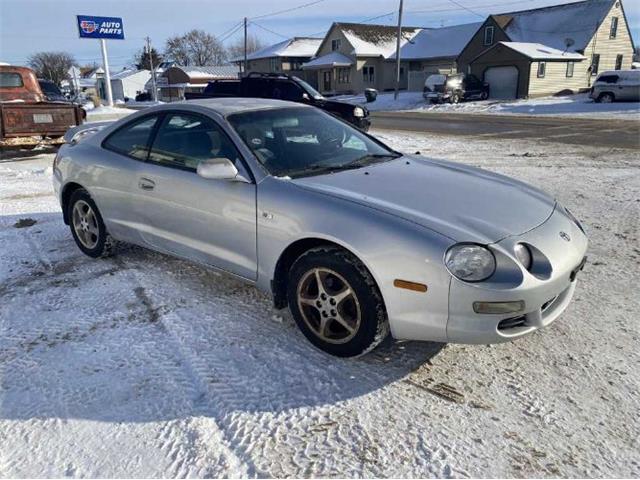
<box><xmin>146</xmin><ymin>36</ymin><xmax>157</xmax><ymax>102</ymax></box>
<box><xmin>394</xmin><ymin>0</ymin><xmax>404</xmax><ymax>100</ymax></box>
<box><xmin>244</xmin><ymin>17</ymin><xmax>248</xmax><ymax>76</ymax></box>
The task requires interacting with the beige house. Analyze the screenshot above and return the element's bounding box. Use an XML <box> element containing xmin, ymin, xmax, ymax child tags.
<box><xmin>391</xmin><ymin>22</ymin><xmax>483</xmax><ymax>91</ymax></box>
<box><xmin>302</xmin><ymin>22</ymin><xmax>421</xmax><ymax>95</ymax></box>
<box><xmin>459</xmin><ymin>0</ymin><xmax>635</xmax><ymax>98</ymax></box>
<box><xmin>233</xmin><ymin>37</ymin><xmax>322</xmax><ymax>86</ymax></box>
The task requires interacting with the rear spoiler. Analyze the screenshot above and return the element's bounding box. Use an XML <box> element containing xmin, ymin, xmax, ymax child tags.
<box><xmin>63</xmin><ymin>121</ymin><xmax>112</xmax><ymax>144</ymax></box>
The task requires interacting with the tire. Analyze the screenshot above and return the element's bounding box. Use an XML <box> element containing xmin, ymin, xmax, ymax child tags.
<box><xmin>450</xmin><ymin>93</ymin><xmax>461</xmax><ymax>104</ymax></box>
<box><xmin>68</xmin><ymin>189</ymin><xmax>116</xmax><ymax>258</ymax></box>
<box><xmin>480</xmin><ymin>91</ymin><xmax>489</xmax><ymax>100</ymax></box>
<box><xmin>597</xmin><ymin>92</ymin><xmax>614</xmax><ymax>103</ymax></box>
<box><xmin>287</xmin><ymin>246</ymin><xmax>389</xmax><ymax>357</ymax></box>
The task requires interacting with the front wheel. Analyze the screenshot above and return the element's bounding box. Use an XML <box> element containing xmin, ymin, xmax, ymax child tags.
<box><xmin>450</xmin><ymin>93</ymin><xmax>461</xmax><ymax>104</ymax></box>
<box><xmin>68</xmin><ymin>189</ymin><xmax>116</xmax><ymax>258</ymax></box>
<box><xmin>480</xmin><ymin>91</ymin><xmax>489</xmax><ymax>100</ymax></box>
<box><xmin>287</xmin><ymin>247</ymin><xmax>389</xmax><ymax>357</ymax></box>
<box><xmin>597</xmin><ymin>92</ymin><xmax>614</xmax><ymax>103</ymax></box>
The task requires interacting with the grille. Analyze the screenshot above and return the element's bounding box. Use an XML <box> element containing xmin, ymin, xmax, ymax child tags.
<box><xmin>498</xmin><ymin>316</ymin><xmax>526</xmax><ymax>330</ymax></box>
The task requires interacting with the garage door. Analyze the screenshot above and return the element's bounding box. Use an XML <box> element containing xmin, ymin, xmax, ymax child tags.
<box><xmin>484</xmin><ymin>66</ymin><xmax>518</xmax><ymax>99</ymax></box>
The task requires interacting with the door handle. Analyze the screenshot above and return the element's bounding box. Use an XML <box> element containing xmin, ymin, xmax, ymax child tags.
<box><xmin>138</xmin><ymin>178</ymin><xmax>155</xmax><ymax>191</ymax></box>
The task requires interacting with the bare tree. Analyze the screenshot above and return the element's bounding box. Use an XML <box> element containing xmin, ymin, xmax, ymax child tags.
<box><xmin>165</xmin><ymin>30</ymin><xmax>227</xmax><ymax>66</ymax></box>
<box><xmin>227</xmin><ymin>34</ymin><xmax>265</xmax><ymax>60</ymax></box>
<box><xmin>28</xmin><ymin>51</ymin><xmax>76</xmax><ymax>86</ymax></box>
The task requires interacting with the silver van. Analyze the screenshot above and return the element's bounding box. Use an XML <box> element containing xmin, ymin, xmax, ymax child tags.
<box><xmin>590</xmin><ymin>70</ymin><xmax>640</xmax><ymax>103</ymax></box>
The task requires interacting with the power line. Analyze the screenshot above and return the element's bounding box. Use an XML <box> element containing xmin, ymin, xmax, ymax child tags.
<box><xmin>250</xmin><ymin>0</ymin><xmax>328</xmax><ymax>20</ymax></box>
<box><xmin>442</xmin><ymin>0</ymin><xmax>485</xmax><ymax>18</ymax></box>
<box><xmin>407</xmin><ymin>0</ymin><xmax>536</xmax><ymax>14</ymax></box>
<box><xmin>250</xmin><ymin>20</ymin><xmax>291</xmax><ymax>39</ymax></box>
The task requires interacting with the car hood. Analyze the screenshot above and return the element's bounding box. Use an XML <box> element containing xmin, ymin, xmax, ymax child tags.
<box><xmin>291</xmin><ymin>156</ymin><xmax>556</xmax><ymax>243</ymax></box>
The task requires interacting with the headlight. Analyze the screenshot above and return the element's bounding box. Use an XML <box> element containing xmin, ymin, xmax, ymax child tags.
<box><xmin>563</xmin><ymin>206</ymin><xmax>585</xmax><ymax>233</ymax></box>
<box><xmin>445</xmin><ymin>244</ymin><xmax>496</xmax><ymax>282</ymax></box>
<box><xmin>353</xmin><ymin>106</ymin><xmax>365</xmax><ymax>118</ymax></box>
<box><xmin>514</xmin><ymin>243</ymin><xmax>532</xmax><ymax>270</ymax></box>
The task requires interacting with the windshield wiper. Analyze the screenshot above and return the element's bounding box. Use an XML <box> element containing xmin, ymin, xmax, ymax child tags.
<box><xmin>342</xmin><ymin>153</ymin><xmax>402</xmax><ymax>168</ymax></box>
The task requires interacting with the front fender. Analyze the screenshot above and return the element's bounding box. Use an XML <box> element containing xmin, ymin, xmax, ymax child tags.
<box><xmin>256</xmin><ymin>176</ymin><xmax>454</xmax><ymax>342</ymax></box>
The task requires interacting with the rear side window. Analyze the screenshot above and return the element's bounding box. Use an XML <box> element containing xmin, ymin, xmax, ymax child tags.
<box><xmin>148</xmin><ymin>113</ymin><xmax>241</xmax><ymax>171</ymax></box>
<box><xmin>597</xmin><ymin>75</ymin><xmax>619</xmax><ymax>84</ymax></box>
<box><xmin>103</xmin><ymin>115</ymin><xmax>159</xmax><ymax>160</ymax></box>
<box><xmin>0</xmin><ymin>72</ymin><xmax>24</xmax><ymax>88</ymax></box>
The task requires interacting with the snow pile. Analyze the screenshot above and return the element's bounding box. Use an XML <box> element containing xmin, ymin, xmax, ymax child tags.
<box><xmin>335</xmin><ymin>91</ymin><xmax>640</xmax><ymax>119</ymax></box>
<box><xmin>1</xmin><ymin>134</ymin><xmax>638</xmax><ymax>477</ymax></box>
<box><xmin>86</xmin><ymin>105</ymin><xmax>137</xmax><ymax>122</ymax></box>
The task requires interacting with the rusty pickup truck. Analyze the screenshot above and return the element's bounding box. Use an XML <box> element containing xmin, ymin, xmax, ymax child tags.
<box><xmin>0</xmin><ymin>65</ymin><xmax>84</xmax><ymax>147</ymax></box>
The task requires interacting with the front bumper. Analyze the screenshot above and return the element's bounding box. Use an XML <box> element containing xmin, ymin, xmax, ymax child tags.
<box><xmin>423</xmin><ymin>92</ymin><xmax>449</xmax><ymax>101</ymax></box>
<box><xmin>446</xmin><ymin>206</ymin><xmax>588</xmax><ymax>344</ymax></box>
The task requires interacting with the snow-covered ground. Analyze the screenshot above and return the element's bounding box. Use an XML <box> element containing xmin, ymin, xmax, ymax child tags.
<box><xmin>1</xmin><ymin>132</ymin><xmax>639</xmax><ymax>477</ymax></box>
<box><xmin>337</xmin><ymin>91</ymin><xmax>640</xmax><ymax>120</ymax></box>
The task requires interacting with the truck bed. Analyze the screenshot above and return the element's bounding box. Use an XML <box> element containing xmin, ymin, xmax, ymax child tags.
<box><xmin>0</xmin><ymin>102</ymin><xmax>84</xmax><ymax>140</ymax></box>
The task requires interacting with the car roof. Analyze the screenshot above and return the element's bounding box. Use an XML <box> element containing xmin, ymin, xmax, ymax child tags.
<box><xmin>181</xmin><ymin>97</ymin><xmax>311</xmax><ymax>115</ymax></box>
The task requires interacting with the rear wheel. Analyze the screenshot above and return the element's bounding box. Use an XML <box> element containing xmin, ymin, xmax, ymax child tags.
<box><xmin>597</xmin><ymin>92</ymin><xmax>614</xmax><ymax>103</ymax></box>
<box><xmin>480</xmin><ymin>91</ymin><xmax>489</xmax><ymax>100</ymax></box>
<box><xmin>287</xmin><ymin>247</ymin><xmax>389</xmax><ymax>357</ymax></box>
<box><xmin>450</xmin><ymin>93</ymin><xmax>461</xmax><ymax>104</ymax></box>
<box><xmin>68</xmin><ymin>189</ymin><xmax>115</xmax><ymax>258</ymax></box>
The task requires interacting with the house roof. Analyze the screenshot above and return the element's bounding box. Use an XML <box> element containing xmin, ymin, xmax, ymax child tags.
<box><xmin>333</xmin><ymin>22</ymin><xmax>421</xmax><ymax>57</ymax></box>
<box><xmin>499</xmin><ymin>41</ymin><xmax>587</xmax><ymax>60</ymax></box>
<box><xmin>110</xmin><ymin>68</ymin><xmax>150</xmax><ymax>80</ymax></box>
<box><xmin>302</xmin><ymin>51</ymin><xmax>354</xmax><ymax>69</ymax></box>
<box><xmin>497</xmin><ymin>0</ymin><xmax>615</xmax><ymax>52</ymax></box>
<box><xmin>391</xmin><ymin>22</ymin><xmax>483</xmax><ymax>60</ymax></box>
<box><xmin>240</xmin><ymin>37</ymin><xmax>322</xmax><ymax>61</ymax></box>
<box><xmin>170</xmin><ymin>65</ymin><xmax>240</xmax><ymax>79</ymax></box>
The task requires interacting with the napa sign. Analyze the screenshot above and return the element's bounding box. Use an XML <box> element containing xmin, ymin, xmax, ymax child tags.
<box><xmin>77</xmin><ymin>15</ymin><xmax>125</xmax><ymax>40</ymax></box>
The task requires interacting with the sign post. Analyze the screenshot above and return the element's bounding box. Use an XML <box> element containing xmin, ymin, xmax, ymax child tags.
<box><xmin>76</xmin><ymin>15</ymin><xmax>125</xmax><ymax>107</ymax></box>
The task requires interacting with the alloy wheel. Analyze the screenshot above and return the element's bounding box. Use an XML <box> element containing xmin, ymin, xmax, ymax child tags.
<box><xmin>296</xmin><ymin>267</ymin><xmax>361</xmax><ymax>344</ymax></box>
<box><xmin>72</xmin><ymin>200</ymin><xmax>99</xmax><ymax>249</ymax></box>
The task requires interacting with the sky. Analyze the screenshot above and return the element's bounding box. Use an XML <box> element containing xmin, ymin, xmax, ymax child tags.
<box><xmin>1</xmin><ymin>0</ymin><xmax>638</xmax><ymax>70</ymax></box>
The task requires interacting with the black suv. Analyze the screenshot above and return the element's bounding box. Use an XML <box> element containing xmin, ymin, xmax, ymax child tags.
<box><xmin>423</xmin><ymin>73</ymin><xmax>490</xmax><ymax>104</ymax></box>
<box><xmin>185</xmin><ymin>73</ymin><xmax>371</xmax><ymax>131</ymax></box>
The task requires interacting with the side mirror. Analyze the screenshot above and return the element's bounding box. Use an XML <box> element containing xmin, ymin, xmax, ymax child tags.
<box><xmin>197</xmin><ymin>157</ymin><xmax>245</xmax><ymax>181</ymax></box>
<box><xmin>301</xmin><ymin>92</ymin><xmax>310</xmax><ymax>101</ymax></box>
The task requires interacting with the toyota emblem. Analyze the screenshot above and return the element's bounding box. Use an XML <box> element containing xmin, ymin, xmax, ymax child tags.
<box><xmin>559</xmin><ymin>231</ymin><xmax>571</xmax><ymax>242</ymax></box>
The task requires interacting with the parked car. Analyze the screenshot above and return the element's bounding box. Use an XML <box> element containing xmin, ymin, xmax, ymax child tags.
<box><xmin>590</xmin><ymin>70</ymin><xmax>640</xmax><ymax>103</ymax></box>
<box><xmin>184</xmin><ymin>72</ymin><xmax>371</xmax><ymax>131</ymax></box>
<box><xmin>38</xmin><ymin>79</ymin><xmax>68</xmax><ymax>102</ymax></box>
<box><xmin>55</xmin><ymin>98</ymin><xmax>587</xmax><ymax>357</ymax></box>
<box><xmin>0</xmin><ymin>65</ymin><xmax>84</xmax><ymax>146</ymax></box>
<box><xmin>423</xmin><ymin>73</ymin><xmax>490</xmax><ymax>104</ymax></box>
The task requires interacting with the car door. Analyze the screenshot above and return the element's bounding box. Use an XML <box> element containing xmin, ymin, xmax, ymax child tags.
<box><xmin>463</xmin><ymin>75</ymin><xmax>481</xmax><ymax>99</ymax></box>
<box><xmin>132</xmin><ymin>111</ymin><xmax>258</xmax><ymax>280</ymax></box>
<box><xmin>98</xmin><ymin>114</ymin><xmax>162</xmax><ymax>243</ymax></box>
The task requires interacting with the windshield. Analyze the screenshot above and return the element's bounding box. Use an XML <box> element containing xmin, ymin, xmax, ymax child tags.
<box><xmin>292</xmin><ymin>76</ymin><xmax>324</xmax><ymax>99</ymax></box>
<box><xmin>228</xmin><ymin>107</ymin><xmax>400</xmax><ymax>178</ymax></box>
<box><xmin>425</xmin><ymin>74</ymin><xmax>446</xmax><ymax>89</ymax></box>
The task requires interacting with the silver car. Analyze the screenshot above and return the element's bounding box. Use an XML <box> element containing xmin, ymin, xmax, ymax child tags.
<box><xmin>53</xmin><ymin>98</ymin><xmax>588</xmax><ymax>357</ymax></box>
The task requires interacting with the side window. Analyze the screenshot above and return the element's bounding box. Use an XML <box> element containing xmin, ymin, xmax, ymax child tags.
<box><xmin>0</xmin><ymin>72</ymin><xmax>24</xmax><ymax>87</ymax></box>
<box><xmin>610</xmin><ymin>16</ymin><xmax>618</xmax><ymax>39</ymax></box>
<box><xmin>537</xmin><ymin>62</ymin><xmax>546</xmax><ymax>78</ymax></box>
<box><xmin>274</xmin><ymin>81</ymin><xmax>304</xmax><ymax>101</ymax></box>
<box><xmin>566</xmin><ymin>61</ymin><xmax>574</xmax><ymax>78</ymax></box>
<box><xmin>148</xmin><ymin>113</ymin><xmax>241</xmax><ymax>171</ymax></box>
<box><xmin>103</xmin><ymin>115</ymin><xmax>159</xmax><ymax>160</ymax></box>
<box><xmin>484</xmin><ymin>26</ymin><xmax>494</xmax><ymax>46</ymax></box>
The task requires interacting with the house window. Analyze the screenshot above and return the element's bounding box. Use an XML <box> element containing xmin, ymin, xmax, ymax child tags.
<box><xmin>337</xmin><ymin>67</ymin><xmax>350</xmax><ymax>84</ymax></box>
<box><xmin>615</xmin><ymin>54</ymin><xmax>623</xmax><ymax>70</ymax></box>
<box><xmin>610</xmin><ymin>17</ymin><xmax>618</xmax><ymax>39</ymax></box>
<box><xmin>537</xmin><ymin>62</ymin><xmax>546</xmax><ymax>78</ymax></box>
<box><xmin>270</xmin><ymin>57</ymin><xmax>280</xmax><ymax>72</ymax></box>
<box><xmin>331</xmin><ymin>39</ymin><xmax>341</xmax><ymax>51</ymax></box>
<box><xmin>362</xmin><ymin>66</ymin><xmax>375</xmax><ymax>83</ymax></box>
<box><xmin>484</xmin><ymin>26</ymin><xmax>494</xmax><ymax>46</ymax></box>
<box><xmin>289</xmin><ymin>59</ymin><xmax>303</xmax><ymax>70</ymax></box>
<box><xmin>591</xmin><ymin>54</ymin><xmax>600</xmax><ymax>76</ymax></box>
<box><xmin>566</xmin><ymin>61</ymin><xmax>574</xmax><ymax>77</ymax></box>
